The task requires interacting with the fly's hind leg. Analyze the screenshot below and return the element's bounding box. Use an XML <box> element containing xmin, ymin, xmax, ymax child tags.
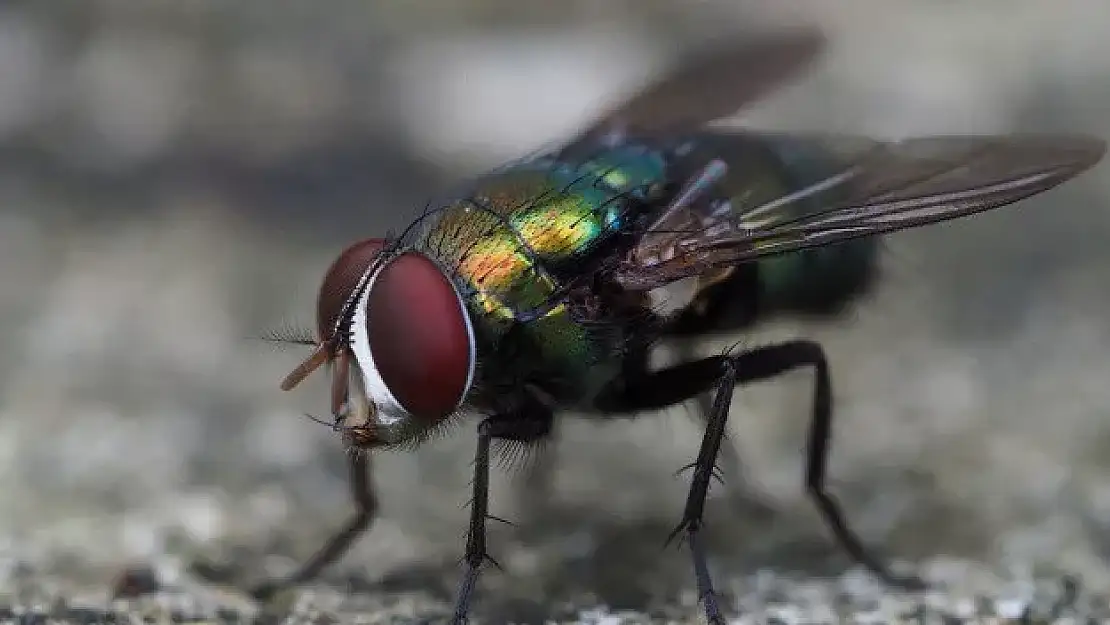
<box><xmin>250</xmin><ymin>451</ymin><xmax>378</xmax><ymax>601</ymax></box>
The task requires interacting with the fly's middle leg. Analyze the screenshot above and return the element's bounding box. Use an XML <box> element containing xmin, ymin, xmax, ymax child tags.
<box><xmin>669</xmin><ymin>339</ymin><xmax>776</xmax><ymax>522</ymax></box>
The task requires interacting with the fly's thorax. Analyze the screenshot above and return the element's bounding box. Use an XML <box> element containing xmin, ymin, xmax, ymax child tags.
<box><xmin>412</xmin><ymin>146</ymin><xmax>668</xmax><ymax>325</ymax></box>
<box><xmin>461</xmin><ymin>299</ymin><xmax>627</xmax><ymax>410</ymax></box>
<box><xmin>420</xmin><ymin>204</ymin><xmax>564</xmax><ymax>327</ymax></box>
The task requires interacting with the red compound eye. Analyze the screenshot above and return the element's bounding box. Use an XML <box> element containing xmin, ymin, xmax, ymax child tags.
<box><xmin>317</xmin><ymin>238</ymin><xmax>388</xmax><ymax>342</ymax></box>
<box><xmin>365</xmin><ymin>252</ymin><xmax>474</xmax><ymax>423</ymax></box>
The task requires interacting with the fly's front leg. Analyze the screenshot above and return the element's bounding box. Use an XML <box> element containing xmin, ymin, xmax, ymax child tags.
<box><xmin>451</xmin><ymin>402</ymin><xmax>553</xmax><ymax>625</ymax></box>
<box><xmin>250</xmin><ymin>451</ymin><xmax>378</xmax><ymax>601</ymax></box>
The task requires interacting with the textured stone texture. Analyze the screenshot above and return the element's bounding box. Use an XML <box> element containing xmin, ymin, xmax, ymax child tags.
<box><xmin>3</xmin><ymin>1</ymin><xmax>1110</xmax><ymax>623</ymax></box>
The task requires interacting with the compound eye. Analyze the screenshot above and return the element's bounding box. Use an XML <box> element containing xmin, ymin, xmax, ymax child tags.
<box><xmin>317</xmin><ymin>238</ymin><xmax>388</xmax><ymax>342</ymax></box>
<box><xmin>364</xmin><ymin>252</ymin><xmax>475</xmax><ymax>423</ymax></box>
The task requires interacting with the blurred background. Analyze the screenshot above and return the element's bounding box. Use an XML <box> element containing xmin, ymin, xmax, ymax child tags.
<box><xmin>3</xmin><ymin>1</ymin><xmax>1110</xmax><ymax>622</ymax></box>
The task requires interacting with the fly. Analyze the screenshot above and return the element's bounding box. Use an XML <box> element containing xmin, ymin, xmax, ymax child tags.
<box><xmin>252</xmin><ymin>27</ymin><xmax>1105</xmax><ymax>624</ymax></box>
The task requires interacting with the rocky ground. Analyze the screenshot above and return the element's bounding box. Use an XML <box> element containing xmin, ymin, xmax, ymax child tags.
<box><xmin>4</xmin><ymin>560</ymin><xmax>1110</xmax><ymax>624</ymax></box>
<box><xmin>5</xmin><ymin>2</ymin><xmax>1110</xmax><ymax>623</ymax></box>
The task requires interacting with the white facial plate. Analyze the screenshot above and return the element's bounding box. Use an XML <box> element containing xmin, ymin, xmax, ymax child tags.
<box><xmin>349</xmin><ymin>264</ymin><xmax>409</xmax><ymax>426</ymax></box>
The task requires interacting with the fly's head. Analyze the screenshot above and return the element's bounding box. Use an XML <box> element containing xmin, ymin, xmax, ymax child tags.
<box><xmin>281</xmin><ymin>237</ymin><xmax>477</xmax><ymax>449</ymax></box>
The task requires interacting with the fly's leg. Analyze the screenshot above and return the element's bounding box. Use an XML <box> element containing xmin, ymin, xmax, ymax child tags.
<box><xmin>670</xmin><ymin>340</ymin><xmax>774</xmax><ymax>520</ymax></box>
<box><xmin>666</xmin><ymin>355</ymin><xmax>738</xmax><ymax>624</ymax></box>
<box><xmin>794</xmin><ymin>341</ymin><xmax>926</xmax><ymax>591</ymax></box>
<box><xmin>713</xmin><ymin>341</ymin><xmax>923</xmax><ymax>589</ymax></box>
<box><xmin>595</xmin><ymin>340</ymin><xmax>923</xmax><ymax>622</ymax></box>
<box><xmin>250</xmin><ymin>451</ymin><xmax>378</xmax><ymax>601</ymax></box>
<box><xmin>452</xmin><ymin>404</ymin><xmax>553</xmax><ymax>625</ymax></box>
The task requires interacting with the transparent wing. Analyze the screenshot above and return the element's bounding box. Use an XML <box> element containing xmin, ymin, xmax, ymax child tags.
<box><xmin>562</xmin><ymin>28</ymin><xmax>825</xmax><ymax>150</ymax></box>
<box><xmin>616</xmin><ymin>132</ymin><xmax>1106</xmax><ymax>289</ymax></box>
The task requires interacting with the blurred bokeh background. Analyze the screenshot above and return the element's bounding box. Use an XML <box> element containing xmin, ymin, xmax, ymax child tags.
<box><xmin>4</xmin><ymin>0</ymin><xmax>1110</xmax><ymax>622</ymax></box>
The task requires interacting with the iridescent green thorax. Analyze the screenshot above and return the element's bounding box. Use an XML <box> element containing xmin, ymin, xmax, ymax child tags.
<box><xmin>413</xmin><ymin>145</ymin><xmax>667</xmax><ymax>402</ymax></box>
<box><xmin>419</xmin><ymin>146</ymin><xmax>665</xmax><ymax>322</ymax></box>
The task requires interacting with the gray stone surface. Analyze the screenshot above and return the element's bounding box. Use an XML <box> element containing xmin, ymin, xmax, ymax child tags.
<box><xmin>4</xmin><ymin>1</ymin><xmax>1110</xmax><ymax>623</ymax></box>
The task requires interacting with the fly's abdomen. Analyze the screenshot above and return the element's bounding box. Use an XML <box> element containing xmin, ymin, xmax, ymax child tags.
<box><xmin>751</xmin><ymin>136</ymin><xmax>880</xmax><ymax>312</ymax></box>
<box><xmin>679</xmin><ymin>132</ymin><xmax>881</xmax><ymax>316</ymax></box>
<box><xmin>755</xmin><ymin>229</ymin><xmax>878</xmax><ymax>314</ymax></box>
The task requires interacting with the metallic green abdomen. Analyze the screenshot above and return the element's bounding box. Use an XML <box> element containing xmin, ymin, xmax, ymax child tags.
<box><xmin>750</xmin><ymin>136</ymin><xmax>880</xmax><ymax>310</ymax></box>
<box><xmin>688</xmin><ymin>132</ymin><xmax>880</xmax><ymax>314</ymax></box>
